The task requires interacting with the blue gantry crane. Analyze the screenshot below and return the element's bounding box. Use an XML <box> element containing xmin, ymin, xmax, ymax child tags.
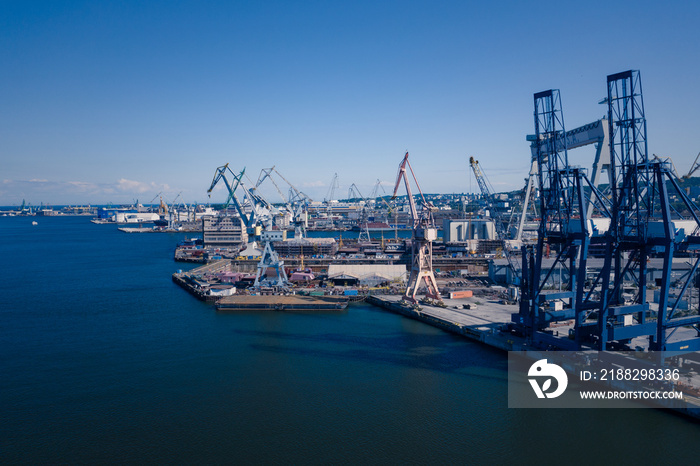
<box><xmin>602</xmin><ymin>70</ymin><xmax>700</xmax><ymax>352</ymax></box>
<box><xmin>514</xmin><ymin>88</ymin><xmax>610</xmax><ymax>349</ymax></box>
<box><xmin>207</xmin><ymin>163</ymin><xmax>270</xmax><ymax>233</ymax></box>
<box><xmin>514</xmin><ymin>70</ymin><xmax>700</xmax><ymax>353</ymax></box>
<box><xmin>207</xmin><ymin>163</ymin><xmax>289</xmax><ymax>288</ymax></box>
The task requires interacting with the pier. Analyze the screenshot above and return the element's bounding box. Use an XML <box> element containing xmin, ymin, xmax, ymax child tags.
<box><xmin>172</xmin><ymin>260</ymin><xmax>235</xmax><ymax>302</ymax></box>
<box><xmin>366</xmin><ymin>294</ymin><xmax>700</xmax><ymax>419</ymax></box>
<box><xmin>367</xmin><ymin>294</ymin><xmax>527</xmax><ymax>351</ymax></box>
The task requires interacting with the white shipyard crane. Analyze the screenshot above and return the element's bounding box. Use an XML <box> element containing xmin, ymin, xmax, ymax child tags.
<box><xmin>254</xmin><ymin>166</ymin><xmax>311</xmax><ymax>239</ymax></box>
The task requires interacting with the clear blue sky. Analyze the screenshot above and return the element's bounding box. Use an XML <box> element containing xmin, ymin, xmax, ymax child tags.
<box><xmin>2</xmin><ymin>0</ymin><xmax>699</xmax><ymax>206</ymax></box>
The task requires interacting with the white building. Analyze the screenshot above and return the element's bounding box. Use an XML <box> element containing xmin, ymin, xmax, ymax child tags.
<box><xmin>443</xmin><ymin>219</ymin><xmax>496</xmax><ymax>242</ymax></box>
<box><xmin>202</xmin><ymin>215</ymin><xmax>248</xmax><ymax>248</ymax></box>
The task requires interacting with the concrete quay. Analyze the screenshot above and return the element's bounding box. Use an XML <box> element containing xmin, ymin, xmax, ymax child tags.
<box><xmin>366</xmin><ymin>294</ymin><xmax>527</xmax><ymax>351</ymax></box>
<box><xmin>172</xmin><ymin>260</ymin><xmax>234</xmax><ymax>302</ymax></box>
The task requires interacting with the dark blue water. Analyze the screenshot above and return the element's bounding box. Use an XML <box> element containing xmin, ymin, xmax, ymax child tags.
<box><xmin>1</xmin><ymin>216</ymin><xmax>699</xmax><ymax>464</ymax></box>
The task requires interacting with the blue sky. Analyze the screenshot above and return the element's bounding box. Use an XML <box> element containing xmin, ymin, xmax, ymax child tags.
<box><xmin>1</xmin><ymin>0</ymin><xmax>699</xmax><ymax>206</ymax></box>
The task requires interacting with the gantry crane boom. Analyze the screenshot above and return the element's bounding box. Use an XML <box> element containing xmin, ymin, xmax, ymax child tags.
<box><xmin>207</xmin><ymin>163</ymin><xmax>244</xmax><ymax>214</ymax></box>
<box><xmin>369</xmin><ymin>179</ymin><xmax>385</xmax><ymax>200</ymax></box>
<box><xmin>683</xmin><ymin>151</ymin><xmax>700</xmax><ymax>179</ymax></box>
<box><xmin>268</xmin><ymin>167</ymin><xmax>311</xmax><ymax>204</ymax></box>
<box><xmin>392</xmin><ymin>152</ymin><xmax>426</xmax><ymax>228</ymax></box>
<box><xmin>347</xmin><ymin>183</ymin><xmax>364</xmax><ymax>201</ymax></box>
<box><xmin>255</xmin><ymin>166</ymin><xmax>288</xmax><ymax>204</ymax></box>
<box><xmin>207</xmin><ymin>164</ymin><xmax>272</xmax><ymax>229</ymax></box>
<box><xmin>348</xmin><ymin>183</ymin><xmax>370</xmax><ymax>242</ymax></box>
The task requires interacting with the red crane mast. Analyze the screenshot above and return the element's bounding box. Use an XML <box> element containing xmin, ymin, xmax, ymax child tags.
<box><xmin>391</xmin><ymin>152</ymin><xmax>443</xmax><ymax>305</ymax></box>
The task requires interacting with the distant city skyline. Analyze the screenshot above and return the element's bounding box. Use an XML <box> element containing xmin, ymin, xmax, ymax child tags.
<box><xmin>2</xmin><ymin>0</ymin><xmax>699</xmax><ymax>206</ymax></box>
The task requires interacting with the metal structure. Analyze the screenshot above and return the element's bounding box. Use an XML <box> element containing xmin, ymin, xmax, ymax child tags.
<box><xmin>468</xmin><ymin>156</ymin><xmax>502</xmax><ymax>234</ymax></box>
<box><xmin>207</xmin><ymin>164</ymin><xmax>270</xmax><ymax>230</ymax></box>
<box><xmin>254</xmin><ymin>166</ymin><xmax>310</xmax><ymax>239</ymax></box>
<box><xmin>207</xmin><ymin>163</ymin><xmax>288</xmax><ymax>288</ymax></box>
<box><xmin>515</xmin><ymin>164</ymin><xmax>537</xmax><ymax>242</ymax></box>
<box><xmin>515</xmin><ymin>89</ymin><xmax>610</xmax><ymax>349</ymax></box>
<box><xmin>469</xmin><ymin>156</ymin><xmax>521</xmax><ymax>284</ymax></box>
<box><xmin>348</xmin><ymin>183</ymin><xmax>371</xmax><ymax>243</ymax></box>
<box><xmin>391</xmin><ymin>152</ymin><xmax>442</xmax><ymax>304</ymax></box>
<box><xmin>601</xmin><ymin>70</ymin><xmax>700</xmax><ymax>352</ymax></box>
<box><xmin>254</xmin><ymin>232</ymin><xmax>289</xmax><ymax>288</ymax></box>
<box><xmin>370</xmin><ymin>180</ymin><xmax>398</xmax><ymax>240</ymax></box>
<box><xmin>347</xmin><ymin>183</ymin><xmax>364</xmax><ymax>201</ymax></box>
<box><xmin>683</xmin><ymin>151</ymin><xmax>700</xmax><ymax>179</ymax></box>
<box><xmin>369</xmin><ymin>179</ymin><xmax>386</xmax><ymax>200</ymax></box>
<box><xmin>526</xmin><ymin>117</ymin><xmax>611</xmax><ymax>220</ymax></box>
<box><xmin>515</xmin><ymin>70</ymin><xmax>700</xmax><ymax>353</ymax></box>
<box><xmin>469</xmin><ymin>156</ymin><xmax>494</xmax><ymax>198</ymax></box>
<box><xmin>325</xmin><ymin>173</ymin><xmax>339</xmax><ymax>203</ymax></box>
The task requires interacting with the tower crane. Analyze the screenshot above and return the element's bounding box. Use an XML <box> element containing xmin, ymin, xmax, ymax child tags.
<box><xmin>469</xmin><ymin>156</ymin><xmax>494</xmax><ymax>198</ymax></box>
<box><xmin>469</xmin><ymin>156</ymin><xmax>508</xmax><ymax>238</ymax></box>
<box><xmin>167</xmin><ymin>191</ymin><xmax>184</xmax><ymax>226</ymax></box>
<box><xmin>325</xmin><ymin>173</ymin><xmax>339</xmax><ymax>202</ymax></box>
<box><xmin>369</xmin><ymin>179</ymin><xmax>385</xmax><ymax>200</ymax></box>
<box><xmin>391</xmin><ymin>152</ymin><xmax>443</xmax><ymax>305</ymax></box>
<box><xmin>469</xmin><ymin>156</ymin><xmax>521</xmax><ymax>285</ymax></box>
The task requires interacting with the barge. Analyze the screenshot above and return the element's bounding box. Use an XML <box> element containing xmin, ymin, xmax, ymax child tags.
<box><xmin>216</xmin><ymin>295</ymin><xmax>349</xmax><ymax>311</ymax></box>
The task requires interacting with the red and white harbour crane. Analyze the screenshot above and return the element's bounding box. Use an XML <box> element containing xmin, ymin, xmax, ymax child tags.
<box><xmin>391</xmin><ymin>152</ymin><xmax>443</xmax><ymax>305</ymax></box>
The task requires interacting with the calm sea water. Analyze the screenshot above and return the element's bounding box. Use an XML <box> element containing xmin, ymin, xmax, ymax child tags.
<box><xmin>1</xmin><ymin>216</ymin><xmax>699</xmax><ymax>464</ymax></box>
